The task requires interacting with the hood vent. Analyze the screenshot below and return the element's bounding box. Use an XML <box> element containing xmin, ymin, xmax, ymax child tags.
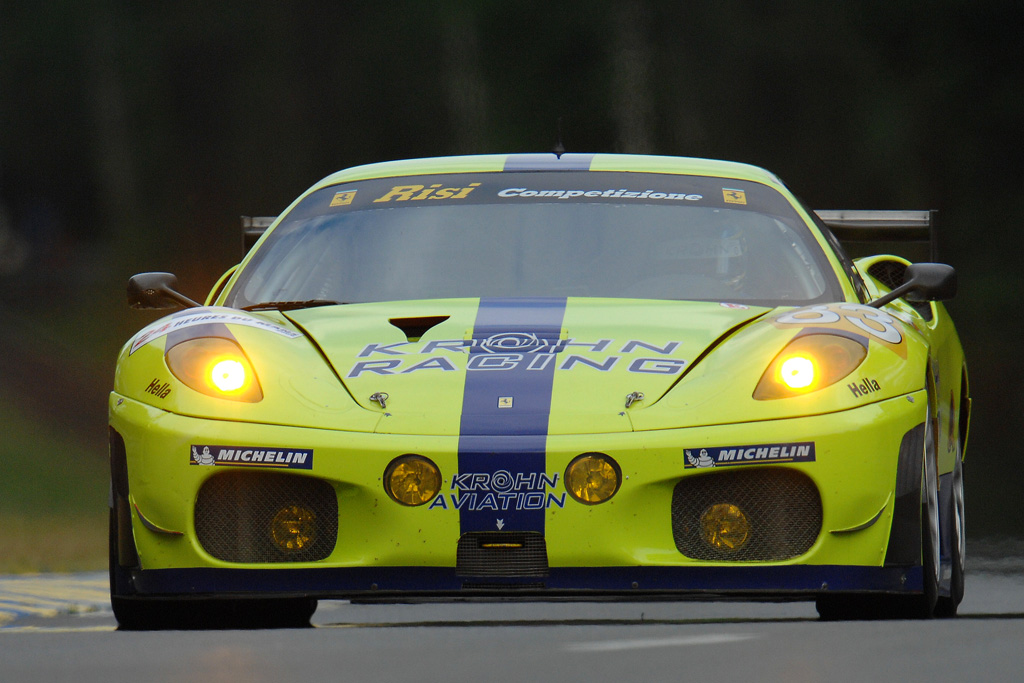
<box><xmin>389</xmin><ymin>315</ymin><xmax>450</xmax><ymax>342</ymax></box>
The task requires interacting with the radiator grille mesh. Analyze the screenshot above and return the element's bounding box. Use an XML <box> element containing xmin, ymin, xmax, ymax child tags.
<box><xmin>456</xmin><ymin>532</ymin><xmax>549</xmax><ymax>578</ymax></box>
<box><xmin>672</xmin><ymin>468</ymin><xmax>822</xmax><ymax>562</ymax></box>
<box><xmin>195</xmin><ymin>471</ymin><xmax>337</xmax><ymax>563</ymax></box>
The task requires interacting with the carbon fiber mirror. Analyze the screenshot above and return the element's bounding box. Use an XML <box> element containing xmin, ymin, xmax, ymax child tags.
<box><xmin>902</xmin><ymin>263</ymin><xmax>957</xmax><ymax>302</ymax></box>
<box><xmin>127</xmin><ymin>272</ymin><xmax>200</xmax><ymax>309</ymax></box>
<box><xmin>869</xmin><ymin>262</ymin><xmax>957</xmax><ymax>308</ymax></box>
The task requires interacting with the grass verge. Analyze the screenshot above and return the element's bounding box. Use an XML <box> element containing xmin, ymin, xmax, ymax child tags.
<box><xmin>0</xmin><ymin>514</ymin><xmax>107</xmax><ymax>574</ymax></box>
<box><xmin>0</xmin><ymin>396</ymin><xmax>108</xmax><ymax>574</ymax></box>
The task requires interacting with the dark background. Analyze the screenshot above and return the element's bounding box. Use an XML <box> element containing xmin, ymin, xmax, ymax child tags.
<box><xmin>1</xmin><ymin>1</ymin><xmax>1020</xmax><ymax>536</ymax></box>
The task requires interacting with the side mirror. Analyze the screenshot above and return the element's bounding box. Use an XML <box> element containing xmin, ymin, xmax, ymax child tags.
<box><xmin>869</xmin><ymin>263</ymin><xmax>957</xmax><ymax>309</ymax></box>
<box><xmin>127</xmin><ymin>272</ymin><xmax>201</xmax><ymax>309</ymax></box>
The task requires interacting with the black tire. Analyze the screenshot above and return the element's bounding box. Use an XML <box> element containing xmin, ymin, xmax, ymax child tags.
<box><xmin>914</xmin><ymin>424</ymin><xmax>941</xmax><ymax>618</ymax></box>
<box><xmin>815</xmin><ymin>594</ymin><xmax>898</xmax><ymax>621</ymax></box>
<box><xmin>114</xmin><ymin>595</ymin><xmax>317</xmax><ymax>631</ymax></box>
<box><xmin>114</xmin><ymin>596</ymin><xmax>317</xmax><ymax>630</ymax></box>
<box><xmin>111</xmin><ymin>506</ymin><xmax>316</xmax><ymax>630</ymax></box>
<box><xmin>893</xmin><ymin>382</ymin><xmax>942</xmax><ymax>618</ymax></box>
<box><xmin>935</xmin><ymin>455</ymin><xmax>965</xmax><ymax>617</ymax></box>
<box><xmin>817</xmin><ymin>393</ymin><xmax>940</xmax><ymax>620</ymax></box>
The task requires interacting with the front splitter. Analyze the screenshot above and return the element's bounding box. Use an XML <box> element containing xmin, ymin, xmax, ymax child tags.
<box><xmin>128</xmin><ymin>564</ymin><xmax>924</xmax><ymax>600</ymax></box>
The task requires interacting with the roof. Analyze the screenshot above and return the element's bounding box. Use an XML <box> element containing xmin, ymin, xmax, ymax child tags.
<box><xmin>308</xmin><ymin>153</ymin><xmax>786</xmax><ymax>194</ymax></box>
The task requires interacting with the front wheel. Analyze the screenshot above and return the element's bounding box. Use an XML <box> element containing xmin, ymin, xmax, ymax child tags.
<box><xmin>110</xmin><ymin>508</ymin><xmax>315</xmax><ymax>630</ymax></box>
<box><xmin>817</xmin><ymin>396</ymin><xmax>941</xmax><ymax>620</ymax></box>
<box><xmin>113</xmin><ymin>595</ymin><xmax>318</xmax><ymax>631</ymax></box>
<box><xmin>935</xmin><ymin>454</ymin><xmax>966</xmax><ymax>617</ymax></box>
<box><xmin>914</xmin><ymin>422</ymin><xmax>941</xmax><ymax>617</ymax></box>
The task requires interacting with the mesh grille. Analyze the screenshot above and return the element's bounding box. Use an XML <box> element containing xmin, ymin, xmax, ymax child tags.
<box><xmin>867</xmin><ymin>260</ymin><xmax>905</xmax><ymax>290</ymax></box>
<box><xmin>456</xmin><ymin>532</ymin><xmax>549</xmax><ymax>578</ymax></box>
<box><xmin>195</xmin><ymin>471</ymin><xmax>337</xmax><ymax>563</ymax></box>
<box><xmin>672</xmin><ymin>468</ymin><xmax>822</xmax><ymax>562</ymax></box>
<box><xmin>867</xmin><ymin>260</ymin><xmax>932</xmax><ymax>320</ymax></box>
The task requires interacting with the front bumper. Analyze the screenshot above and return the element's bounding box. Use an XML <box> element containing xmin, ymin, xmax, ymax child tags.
<box><xmin>110</xmin><ymin>390</ymin><xmax>927</xmax><ymax>598</ymax></box>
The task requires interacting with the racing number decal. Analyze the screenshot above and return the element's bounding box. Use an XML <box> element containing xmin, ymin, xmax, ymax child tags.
<box><xmin>839</xmin><ymin>305</ymin><xmax>902</xmax><ymax>344</ymax></box>
<box><xmin>775</xmin><ymin>304</ymin><xmax>906</xmax><ymax>356</ymax></box>
<box><xmin>775</xmin><ymin>305</ymin><xmax>842</xmax><ymax>326</ymax></box>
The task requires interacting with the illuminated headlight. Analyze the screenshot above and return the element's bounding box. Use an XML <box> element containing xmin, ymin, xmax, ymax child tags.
<box><xmin>270</xmin><ymin>504</ymin><xmax>317</xmax><ymax>551</ymax></box>
<box><xmin>565</xmin><ymin>453</ymin><xmax>621</xmax><ymax>505</ymax></box>
<box><xmin>165</xmin><ymin>337</ymin><xmax>263</xmax><ymax>402</ymax></box>
<box><xmin>779</xmin><ymin>356</ymin><xmax>815</xmax><ymax>389</ymax></box>
<box><xmin>210</xmin><ymin>359</ymin><xmax>247</xmax><ymax>392</ymax></box>
<box><xmin>385</xmin><ymin>455</ymin><xmax>442</xmax><ymax>506</ymax></box>
<box><xmin>700</xmin><ymin>503</ymin><xmax>750</xmax><ymax>551</ymax></box>
<box><xmin>753</xmin><ymin>333</ymin><xmax>867</xmax><ymax>400</ymax></box>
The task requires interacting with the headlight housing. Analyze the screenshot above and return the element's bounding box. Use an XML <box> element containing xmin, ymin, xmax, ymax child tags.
<box><xmin>165</xmin><ymin>337</ymin><xmax>264</xmax><ymax>402</ymax></box>
<box><xmin>753</xmin><ymin>333</ymin><xmax>867</xmax><ymax>400</ymax></box>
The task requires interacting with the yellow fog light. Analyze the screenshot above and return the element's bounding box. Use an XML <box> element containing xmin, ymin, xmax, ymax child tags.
<box><xmin>385</xmin><ymin>455</ymin><xmax>442</xmax><ymax>506</ymax></box>
<box><xmin>565</xmin><ymin>453</ymin><xmax>621</xmax><ymax>505</ymax></box>
<box><xmin>700</xmin><ymin>503</ymin><xmax>750</xmax><ymax>551</ymax></box>
<box><xmin>270</xmin><ymin>505</ymin><xmax>317</xmax><ymax>551</ymax></box>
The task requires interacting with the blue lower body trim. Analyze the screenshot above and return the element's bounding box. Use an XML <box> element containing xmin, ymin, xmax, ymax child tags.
<box><xmin>129</xmin><ymin>565</ymin><xmax>924</xmax><ymax>599</ymax></box>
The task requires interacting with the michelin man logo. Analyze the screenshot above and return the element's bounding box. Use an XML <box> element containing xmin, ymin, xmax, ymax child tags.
<box><xmin>685</xmin><ymin>449</ymin><xmax>715</xmax><ymax>468</ymax></box>
<box><xmin>192</xmin><ymin>445</ymin><xmax>215</xmax><ymax>466</ymax></box>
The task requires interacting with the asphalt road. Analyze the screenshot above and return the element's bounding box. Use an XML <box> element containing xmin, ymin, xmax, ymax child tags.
<box><xmin>2</xmin><ymin>548</ymin><xmax>1022</xmax><ymax>682</ymax></box>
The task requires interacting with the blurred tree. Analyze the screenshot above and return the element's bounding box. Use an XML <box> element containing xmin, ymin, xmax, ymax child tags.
<box><xmin>610</xmin><ymin>0</ymin><xmax>655</xmax><ymax>154</ymax></box>
<box><xmin>0</xmin><ymin>0</ymin><xmax>1020</xmax><ymax>533</ymax></box>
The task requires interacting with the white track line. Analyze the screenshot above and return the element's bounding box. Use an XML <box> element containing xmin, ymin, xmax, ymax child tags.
<box><xmin>565</xmin><ymin>633</ymin><xmax>758</xmax><ymax>652</ymax></box>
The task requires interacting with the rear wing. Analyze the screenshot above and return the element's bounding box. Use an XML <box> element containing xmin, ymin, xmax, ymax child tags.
<box><xmin>243</xmin><ymin>210</ymin><xmax>939</xmax><ymax>260</ymax></box>
<box><xmin>814</xmin><ymin>210</ymin><xmax>937</xmax><ymax>261</ymax></box>
<box><xmin>241</xmin><ymin>216</ymin><xmax>276</xmax><ymax>253</ymax></box>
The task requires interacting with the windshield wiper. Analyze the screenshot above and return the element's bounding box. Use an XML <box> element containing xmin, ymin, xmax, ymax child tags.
<box><xmin>242</xmin><ymin>299</ymin><xmax>342</xmax><ymax>312</ymax></box>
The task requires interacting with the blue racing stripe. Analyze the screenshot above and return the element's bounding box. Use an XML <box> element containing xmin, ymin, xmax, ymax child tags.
<box><xmin>503</xmin><ymin>153</ymin><xmax>595</xmax><ymax>171</ymax></box>
<box><xmin>457</xmin><ymin>298</ymin><xmax>567</xmax><ymax>534</ymax></box>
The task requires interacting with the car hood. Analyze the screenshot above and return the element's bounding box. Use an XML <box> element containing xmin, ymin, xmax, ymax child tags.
<box><xmin>285</xmin><ymin>298</ymin><xmax>768</xmax><ymax>435</ymax></box>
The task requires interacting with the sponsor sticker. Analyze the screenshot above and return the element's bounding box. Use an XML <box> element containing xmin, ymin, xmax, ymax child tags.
<box><xmin>329</xmin><ymin>190</ymin><xmax>357</xmax><ymax>206</ymax></box>
<box><xmin>497</xmin><ymin>188</ymin><xmax>703</xmax><ymax>202</ymax></box>
<box><xmin>130</xmin><ymin>308</ymin><xmax>302</xmax><ymax>355</ymax></box>
<box><xmin>372</xmin><ymin>183</ymin><xmax>481</xmax><ymax>203</ymax></box>
<box><xmin>848</xmin><ymin>377</ymin><xmax>881</xmax><ymax>398</ymax></box>
<box><xmin>722</xmin><ymin>188</ymin><xmax>747</xmax><ymax>205</ymax></box>
<box><xmin>190</xmin><ymin>444</ymin><xmax>313</xmax><ymax>469</ymax></box>
<box><xmin>347</xmin><ymin>337</ymin><xmax>687</xmax><ymax>378</ymax></box>
<box><xmin>428</xmin><ymin>470</ymin><xmax>565</xmax><ymax>512</ymax></box>
<box><xmin>774</xmin><ymin>303</ymin><xmax>908</xmax><ymax>359</ymax></box>
<box><xmin>145</xmin><ymin>378</ymin><xmax>172</xmax><ymax>399</ymax></box>
<box><xmin>684</xmin><ymin>442</ymin><xmax>815</xmax><ymax>468</ymax></box>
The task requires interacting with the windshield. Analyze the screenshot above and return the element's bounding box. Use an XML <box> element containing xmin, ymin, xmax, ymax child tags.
<box><xmin>226</xmin><ymin>172</ymin><xmax>840</xmax><ymax>308</ymax></box>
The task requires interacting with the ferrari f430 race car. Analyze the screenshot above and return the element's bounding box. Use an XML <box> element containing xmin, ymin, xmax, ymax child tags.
<box><xmin>110</xmin><ymin>154</ymin><xmax>969</xmax><ymax>628</ymax></box>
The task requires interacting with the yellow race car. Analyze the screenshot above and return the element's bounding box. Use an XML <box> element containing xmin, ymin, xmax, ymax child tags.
<box><xmin>109</xmin><ymin>153</ymin><xmax>969</xmax><ymax>628</ymax></box>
